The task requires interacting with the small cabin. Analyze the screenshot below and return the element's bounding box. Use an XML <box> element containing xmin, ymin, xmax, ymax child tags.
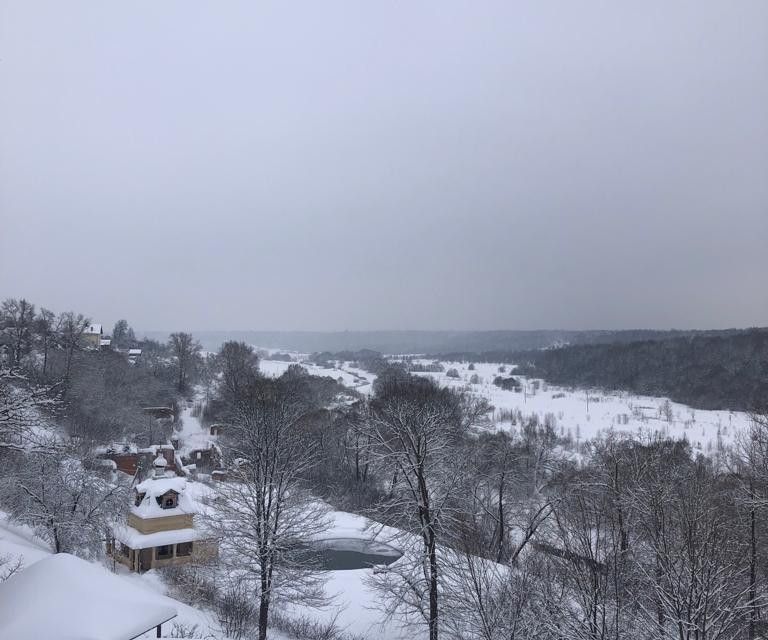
<box><xmin>108</xmin><ymin>457</ymin><xmax>215</xmax><ymax>572</ymax></box>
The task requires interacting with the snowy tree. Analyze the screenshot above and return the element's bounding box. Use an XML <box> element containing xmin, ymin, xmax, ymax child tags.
<box><xmin>57</xmin><ymin>312</ymin><xmax>90</xmax><ymax>384</ymax></box>
<box><xmin>111</xmin><ymin>319</ymin><xmax>136</xmax><ymax>350</ymax></box>
<box><xmin>0</xmin><ymin>298</ymin><xmax>36</xmax><ymax>368</ymax></box>
<box><xmin>0</xmin><ymin>369</ymin><xmax>59</xmax><ymax>452</ymax></box>
<box><xmin>730</xmin><ymin>405</ymin><xmax>768</xmax><ymax>639</ymax></box>
<box><xmin>208</xmin><ymin>377</ymin><xmax>329</xmax><ymax>640</ymax></box>
<box><xmin>1</xmin><ymin>448</ymin><xmax>127</xmax><ymax>555</ymax></box>
<box><xmin>217</xmin><ymin>341</ymin><xmax>260</xmax><ymax>407</ymax></box>
<box><xmin>168</xmin><ymin>332</ymin><xmax>201</xmax><ymax>392</ymax></box>
<box><xmin>359</xmin><ymin>374</ymin><xmax>470</xmax><ymax>640</ymax></box>
<box><xmin>33</xmin><ymin>307</ymin><xmax>57</xmax><ymax>378</ymax></box>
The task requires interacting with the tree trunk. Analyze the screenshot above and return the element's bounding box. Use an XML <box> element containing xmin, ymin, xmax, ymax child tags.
<box><xmin>749</xmin><ymin>482</ymin><xmax>757</xmax><ymax>640</ymax></box>
<box><xmin>496</xmin><ymin>470</ymin><xmax>506</xmax><ymax>562</ymax></box>
<box><xmin>259</xmin><ymin>568</ymin><xmax>270</xmax><ymax>640</ymax></box>
<box><xmin>655</xmin><ymin>551</ymin><xmax>665</xmax><ymax>635</ymax></box>
<box><xmin>428</xmin><ymin>532</ymin><xmax>439</xmax><ymax>640</ymax></box>
<box><xmin>65</xmin><ymin>345</ymin><xmax>75</xmax><ymax>384</ymax></box>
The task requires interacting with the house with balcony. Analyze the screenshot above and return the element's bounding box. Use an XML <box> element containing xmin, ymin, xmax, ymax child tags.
<box><xmin>108</xmin><ymin>457</ymin><xmax>215</xmax><ymax>572</ymax></box>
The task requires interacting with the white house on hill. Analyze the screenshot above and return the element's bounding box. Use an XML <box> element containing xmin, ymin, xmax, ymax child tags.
<box><xmin>83</xmin><ymin>323</ymin><xmax>103</xmax><ymax>349</ymax></box>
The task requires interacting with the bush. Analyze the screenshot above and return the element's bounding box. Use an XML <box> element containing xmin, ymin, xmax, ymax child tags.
<box><xmin>216</xmin><ymin>585</ymin><xmax>256</xmax><ymax>640</ymax></box>
<box><xmin>446</xmin><ymin>368</ymin><xmax>460</xmax><ymax>379</ymax></box>
<box><xmin>270</xmin><ymin>610</ymin><xmax>367</xmax><ymax>640</ymax></box>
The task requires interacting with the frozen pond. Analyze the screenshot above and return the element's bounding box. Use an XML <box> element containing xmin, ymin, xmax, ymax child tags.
<box><xmin>307</xmin><ymin>538</ymin><xmax>402</xmax><ymax>571</ymax></box>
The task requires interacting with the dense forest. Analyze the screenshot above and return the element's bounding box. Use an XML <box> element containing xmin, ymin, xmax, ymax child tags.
<box><xmin>510</xmin><ymin>329</ymin><xmax>768</xmax><ymax>411</ymax></box>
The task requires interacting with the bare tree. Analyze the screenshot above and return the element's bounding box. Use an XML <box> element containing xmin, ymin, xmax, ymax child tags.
<box><xmin>111</xmin><ymin>319</ymin><xmax>136</xmax><ymax>350</ymax></box>
<box><xmin>464</xmin><ymin>431</ymin><xmax>555</xmax><ymax>564</ymax></box>
<box><xmin>0</xmin><ymin>298</ymin><xmax>36</xmax><ymax>368</ymax></box>
<box><xmin>0</xmin><ymin>446</ymin><xmax>127</xmax><ymax>554</ymax></box>
<box><xmin>33</xmin><ymin>308</ymin><xmax>57</xmax><ymax>378</ymax></box>
<box><xmin>0</xmin><ymin>368</ymin><xmax>60</xmax><ymax>452</ymax></box>
<box><xmin>729</xmin><ymin>406</ymin><xmax>768</xmax><ymax>640</ymax></box>
<box><xmin>58</xmin><ymin>312</ymin><xmax>90</xmax><ymax>384</ymax></box>
<box><xmin>208</xmin><ymin>377</ymin><xmax>329</xmax><ymax>640</ymax></box>
<box><xmin>359</xmin><ymin>375</ymin><xmax>469</xmax><ymax>640</ymax></box>
<box><xmin>218</xmin><ymin>341</ymin><xmax>260</xmax><ymax>407</ymax></box>
<box><xmin>0</xmin><ymin>554</ymin><xmax>23</xmax><ymax>582</ymax></box>
<box><xmin>442</xmin><ymin>548</ymin><xmax>549</xmax><ymax>640</ymax></box>
<box><xmin>169</xmin><ymin>332</ymin><xmax>201</xmax><ymax>393</ymax></box>
<box><xmin>631</xmin><ymin>455</ymin><xmax>754</xmax><ymax>640</ymax></box>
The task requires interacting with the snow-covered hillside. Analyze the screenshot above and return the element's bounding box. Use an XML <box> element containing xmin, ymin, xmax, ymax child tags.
<box><xmin>258</xmin><ymin>351</ymin><xmax>751</xmax><ymax>455</ymax></box>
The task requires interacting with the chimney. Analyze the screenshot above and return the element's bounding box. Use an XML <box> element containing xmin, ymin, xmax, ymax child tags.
<box><xmin>152</xmin><ymin>455</ymin><xmax>168</xmax><ymax>478</ymax></box>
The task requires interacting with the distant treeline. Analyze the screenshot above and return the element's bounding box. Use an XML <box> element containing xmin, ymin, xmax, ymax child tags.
<box><xmin>142</xmin><ymin>328</ymin><xmax>745</xmax><ymax>355</ymax></box>
<box><xmin>506</xmin><ymin>329</ymin><xmax>768</xmax><ymax>411</ymax></box>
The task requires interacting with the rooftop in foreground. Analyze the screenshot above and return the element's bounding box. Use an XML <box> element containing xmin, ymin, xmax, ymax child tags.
<box><xmin>0</xmin><ymin>553</ymin><xmax>177</xmax><ymax>640</ymax></box>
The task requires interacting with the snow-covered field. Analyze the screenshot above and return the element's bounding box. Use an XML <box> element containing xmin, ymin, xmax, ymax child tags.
<box><xmin>406</xmin><ymin>360</ymin><xmax>750</xmax><ymax>454</ymax></box>
<box><xmin>258</xmin><ymin>351</ymin><xmax>751</xmax><ymax>454</ymax></box>
<box><xmin>258</xmin><ymin>350</ymin><xmax>376</xmax><ymax>395</ymax></box>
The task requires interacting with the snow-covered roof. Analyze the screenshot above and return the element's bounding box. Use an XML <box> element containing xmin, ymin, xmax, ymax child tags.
<box><xmin>0</xmin><ymin>553</ymin><xmax>177</xmax><ymax>640</ymax></box>
<box><xmin>100</xmin><ymin>338</ymin><xmax>112</xmax><ymax>346</ymax></box>
<box><xmin>96</xmin><ymin>442</ymin><xmax>138</xmax><ymax>455</ymax></box>
<box><xmin>113</xmin><ymin>524</ymin><xmax>201</xmax><ymax>550</ymax></box>
<box><xmin>132</xmin><ymin>476</ymin><xmax>196</xmax><ymax>518</ymax></box>
<box><xmin>137</xmin><ymin>444</ymin><xmax>175</xmax><ymax>454</ymax></box>
<box><xmin>85</xmin><ymin>323</ymin><xmax>102</xmax><ymax>334</ymax></box>
<box><xmin>135</xmin><ymin>476</ymin><xmax>185</xmax><ymax>495</ymax></box>
<box><xmin>128</xmin><ymin>348</ymin><xmax>142</xmax><ymax>355</ymax></box>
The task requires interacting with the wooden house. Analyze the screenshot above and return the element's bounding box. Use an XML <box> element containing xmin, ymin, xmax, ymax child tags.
<box><xmin>108</xmin><ymin>457</ymin><xmax>215</xmax><ymax>572</ymax></box>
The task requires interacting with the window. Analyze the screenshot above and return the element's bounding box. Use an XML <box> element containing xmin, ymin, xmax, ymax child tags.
<box><xmin>156</xmin><ymin>491</ymin><xmax>178</xmax><ymax>509</ymax></box>
<box><xmin>134</xmin><ymin>492</ymin><xmax>145</xmax><ymax>507</ymax></box>
<box><xmin>156</xmin><ymin>545</ymin><xmax>173</xmax><ymax>559</ymax></box>
<box><xmin>196</xmin><ymin>452</ymin><xmax>202</xmax><ymax>460</ymax></box>
<box><xmin>176</xmin><ymin>541</ymin><xmax>193</xmax><ymax>557</ymax></box>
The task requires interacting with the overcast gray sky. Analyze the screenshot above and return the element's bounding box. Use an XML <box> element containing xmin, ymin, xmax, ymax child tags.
<box><xmin>1</xmin><ymin>1</ymin><xmax>766</xmax><ymax>332</ymax></box>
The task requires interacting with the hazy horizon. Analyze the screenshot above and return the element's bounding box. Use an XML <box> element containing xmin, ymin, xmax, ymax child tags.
<box><xmin>2</xmin><ymin>1</ymin><xmax>767</xmax><ymax>331</ymax></box>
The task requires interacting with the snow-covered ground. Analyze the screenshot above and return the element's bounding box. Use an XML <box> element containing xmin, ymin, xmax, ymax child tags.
<box><xmin>0</xmin><ymin>512</ymin><xmax>51</xmax><ymax>571</ymax></box>
<box><xmin>258</xmin><ymin>351</ymin><xmax>376</xmax><ymax>395</ymax></box>
<box><xmin>176</xmin><ymin>400</ymin><xmax>216</xmax><ymax>459</ymax></box>
<box><xmin>258</xmin><ymin>350</ymin><xmax>749</xmax><ymax>454</ymax></box>
<box><xmin>406</xmin><ymin>360</ymin><xmax>751</xmax><ymax>454</ymax></box>
<box><xmin>0</xmin><ymin>512</ymin><xmax>229</xmax><ymax>639</ymax></box>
